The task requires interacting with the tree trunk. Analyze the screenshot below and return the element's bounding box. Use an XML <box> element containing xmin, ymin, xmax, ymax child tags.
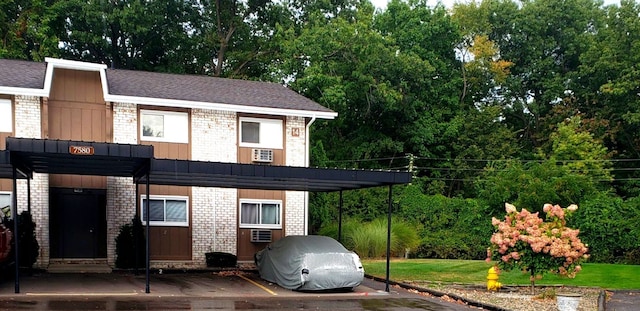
<box><xmin>530</xmin><ymin>269</ymin><xmax>535</xmax><ymax>294</ymax></box>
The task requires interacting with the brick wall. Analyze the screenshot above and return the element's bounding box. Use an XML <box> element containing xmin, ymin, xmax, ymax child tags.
<box><xmin>285</xmin><ymin>116</ymin><xmax>306</xmax><ymax>167</ymax></box>
<box><xmin>285</xmin><ymin>116</ymin><xmax>307</xmax><ymax>235</ymax></box>
<box><xmin>190</xmin><ymin>109</ymin><xmax>238</xmax><ymax>265</ymax></box>
<box><xmin>112</xmin><ymin>103</ymin><xmax>138</xmax><ymax>144</ymax></box>
<box><xmin>13</xmin><ymin>95</ymin><xmax>50</xmax><ymax>268</ymax></box>
<box><xmin>107</xmin><ymin>103</ymin><xmax>138</xmax><ymax>266</ymax></box>
<box><xmin>191</xmin><ymin>109</ymin><xmax>236</xmax><ymax>162</ymax></box>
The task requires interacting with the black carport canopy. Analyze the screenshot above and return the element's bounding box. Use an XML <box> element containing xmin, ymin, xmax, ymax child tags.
<box><xmin>1</xmin><ymin>137</ymin><xmax>411</xmax><ymax>294</ymax></box>
<box><xmin>2</xmin><ymin>137</ymin><xmax>411</xmax><ymax>190</ymax></box>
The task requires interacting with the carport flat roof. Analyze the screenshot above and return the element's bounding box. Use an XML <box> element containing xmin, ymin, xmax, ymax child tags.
<box><xmin>3</xmin><ymin>138</ymin><xmax>411</xmax><ymax>191</ymax></box>
<box><xmin>144</xmin><ymin>159</ymin><xmax>410</xmax><ymax>192</ymax></box>
<box><xmin>0</xmin><ymin>150</ymin><xmax>27</xmax><ymax>179</ymax></box>
<box><xmin>5</xmin><ymin>137</ymin><xmax>153</xmax><ymax>179</ymax></box>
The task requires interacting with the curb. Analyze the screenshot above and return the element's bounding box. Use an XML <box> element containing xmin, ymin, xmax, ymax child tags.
<box><xmin>365</xmin><ymin>275</ymin><xmax>509</xmax><ymax>311</ymax></box>
<box><xmin>366</xmin><ymin>275</ymin><xmax>607</xmax><ymax>311</ymax></box>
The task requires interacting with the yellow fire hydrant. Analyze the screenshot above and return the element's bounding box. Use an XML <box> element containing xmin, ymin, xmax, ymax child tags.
<box><xmin>486</xmin><ymin>266</ymin><xmax>502</xmax><ymax>291</ymax></box>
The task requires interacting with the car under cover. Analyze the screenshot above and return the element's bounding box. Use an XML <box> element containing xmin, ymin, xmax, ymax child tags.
<box><xmin>255</xmin><ymin>235</ymin><xmax>364</xmax><ymax>291</ymax></box>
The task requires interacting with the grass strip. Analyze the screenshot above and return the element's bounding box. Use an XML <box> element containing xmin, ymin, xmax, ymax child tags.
<box><xmin>362</xmin><ymin>259</ymin><xmax>640</xmax><ymax>289</ymax></box>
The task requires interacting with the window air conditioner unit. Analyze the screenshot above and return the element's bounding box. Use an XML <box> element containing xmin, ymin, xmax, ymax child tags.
<box><xmin>250</xmin><ymin>229</ymin><xmax>272</xmax><ymax>243</ymax></box>
<box><xmin>251</xmin><ymin>149</ymin><xmax>273</xmax><ymax>163</ymax></box>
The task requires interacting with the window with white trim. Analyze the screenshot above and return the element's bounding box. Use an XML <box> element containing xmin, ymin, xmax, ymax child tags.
<box><xmin>140</xmin><ymin>196</ymin><xmax>189</xmax><ymax>227</ymax></box>
<box><xmin>239</xmin><ymin>200</ymin><xmax>282</xmax><ymax>229</ymax></box>
<box><xmin>0</xmin><ymin>99</ymin><xmax>12</xmax><ymax>133</ymax></box>
<box><xmin>0</xmin><ymin>192</ymin><xmax>10</xmax><ymax>218</ymax></box>
<box><xmin>239</xmin><ymin>117</ymin><xmax>283</xmax><ymax>149</ymax></box>
<box><xmin>140</xmin><ymin>110</ymin><xmax>188</xmax><ymax>143</ymax></box>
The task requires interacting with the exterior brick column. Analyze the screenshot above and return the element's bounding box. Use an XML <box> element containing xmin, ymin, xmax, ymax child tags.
<box><xmin>14</xmin><ymin>95</ymin><xmax>49</xmax><ymax>268</ymax></box>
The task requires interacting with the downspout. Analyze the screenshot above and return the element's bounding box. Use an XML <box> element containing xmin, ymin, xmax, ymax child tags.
<box><xmin>304</xmin><ymin>116</ymin><xmax>316</xmax><ymax>235</ymax></box>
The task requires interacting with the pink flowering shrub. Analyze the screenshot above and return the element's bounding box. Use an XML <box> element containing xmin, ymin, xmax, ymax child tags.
<box><xmin>487</xmin><ymin>203</ymin><xmax>589</xmax><ymax>289</ymax></box>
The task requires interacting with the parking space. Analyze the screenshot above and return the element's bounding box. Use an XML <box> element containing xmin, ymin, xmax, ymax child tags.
<box><xmin>0</xmin><ymin>272</ymin><xmax>484</xmax><ymax>310</ymax></box>
<box><xmin>0</xmin><ymin>271</ymin><xmax>387</xmax><ymax>298</ymax></box>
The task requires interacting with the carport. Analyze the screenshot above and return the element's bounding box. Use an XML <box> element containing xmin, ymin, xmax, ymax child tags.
<box><xmin>1</xmin><ymin>137</ymin><xmax>411</xmax><ymax>294</ymax></box>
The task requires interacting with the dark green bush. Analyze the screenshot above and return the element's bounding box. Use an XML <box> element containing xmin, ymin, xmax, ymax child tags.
<box><xmin>115</xmin><ymin>215</ymin><xmax>146</xmax><ymax>269</ymax></box>
<box><xmin>4</xmin><ymin>211</ymin><xmax>40</xmax><ymax>269</ymax></box>
<box><xmin>571</xmin><ymin>193</ymin><xmax>640</xmax><ymax>263</ymax></box>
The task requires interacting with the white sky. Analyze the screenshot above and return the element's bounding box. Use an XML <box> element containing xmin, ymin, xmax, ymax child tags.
<box><xmin>370</xmin><ymin>0</ymin><xmax>622</xmax><ymax>10</ymax></box>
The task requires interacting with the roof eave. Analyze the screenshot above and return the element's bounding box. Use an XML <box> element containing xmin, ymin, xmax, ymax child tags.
<box><xmin>0</xmin><ymin>86</ymin><xmax>47</xmax><ymax>97</ymax></box>
<box><xmin>103</xmin><ymin>94</ymin><xmax>338</xmax><ymax>119</ymax></box>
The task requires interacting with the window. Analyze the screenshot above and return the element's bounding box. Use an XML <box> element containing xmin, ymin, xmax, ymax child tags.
<box><xmin>140</xmin><ymin>110</ymin><xmax>188</xmax><ymax>143</ymax></box>
<box><xmin>0</xmin><ymin>192</ymin><xmax>10</xmax><ymax>218</ymax></box>
<box><xmin>0</xmin><ymin>99</ymin><xmax>12</xmax><ymax>133</ymax></box>
<box><xmin>239</xmin><ymin>117</ymin><xmax>283</xmax><ymax>149</ymax></box>
<box><xmin>140</xmin><ymin>196</ymin><xmax>189</xmax><ymax>227</ymax></box>
<box><xmin>239</xmin><ymin>200</ymin><xmax>282</xmax><ymax>229</ymax></box>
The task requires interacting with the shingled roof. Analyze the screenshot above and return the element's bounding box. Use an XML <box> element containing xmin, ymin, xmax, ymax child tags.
<box><xmin>0</xmin><ymin>59</ymin><xmax>47</xmax><ymax>89</ymax></box>
<box><xmin>106</xmin><ymin>69</ymin><xmax>333</xmax><ymax>113</ymax></box>
<box><xmin>0</xmin><ymin>58</ymin><xmax>335</xmax><ymax>117</ymax></box>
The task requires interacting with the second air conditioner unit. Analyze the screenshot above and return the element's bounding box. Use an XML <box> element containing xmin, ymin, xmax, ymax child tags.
<box><xmin>250</xmin><ymin>229</ymin><xmax>272</xmax><ymax>243</ymax></box>
<box><xmin>251</xmin><ymin>149</ymin><xmax>273</xmax><ymax>163</ymax></box>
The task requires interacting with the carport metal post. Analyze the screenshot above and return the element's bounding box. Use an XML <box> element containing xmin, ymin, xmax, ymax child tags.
<box><xmin>135</xmin><ymin>183</ymin><xmax>140</xmax><ymax>275</ymax></box>
<box><xmin>27</xmin><ymin>177</ymin><xmax>31</xmax><ymax>214</ymax></box>
<box><xmin>12</xmin><ymin>166</ymin><xmax>19</xmax><ymax>293</ymax></box>
<box><xmin>385</xmin><ymin>185</ymin><xmax>392</xmax><ymax>292</ymax></box>
<box><xmin>338</xmin><ymin>191</ymin><xmax>343</xmax><ymax>243</ymax></box>
<box><xmin>145</xmin><ymin>173</ymin><xmax>150</xmax><ymax>294</ymax></box>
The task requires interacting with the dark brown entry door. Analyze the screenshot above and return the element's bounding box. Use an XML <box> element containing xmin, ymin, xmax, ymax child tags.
<box><xmin>50</xmin><ymin>188</ymin><xmax>107</xmax><ymax>258</ymax></box>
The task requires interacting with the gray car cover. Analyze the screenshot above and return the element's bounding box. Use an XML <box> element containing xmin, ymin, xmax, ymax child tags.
<box><xmin>255</xmin><ymin>235</ymin><xmax>364</xmax><ymax>290</ymax></box>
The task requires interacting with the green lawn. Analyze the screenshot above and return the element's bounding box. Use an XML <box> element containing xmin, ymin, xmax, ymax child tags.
<box><xmin>362</xmin><ymin>259</ymin><xmax>640</xmax><ymax>289</ymax></box>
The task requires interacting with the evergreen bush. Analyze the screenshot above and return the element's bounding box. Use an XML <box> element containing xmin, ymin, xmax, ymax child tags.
<box><xmin>4</xmin><ymin>211</ymin><xmax>40</xmax><ymax>269</ymax></box>
<box><xmin>115</xmin><ymin>215</ymin><xmax>146</xmax><ymax>269</ymax></box>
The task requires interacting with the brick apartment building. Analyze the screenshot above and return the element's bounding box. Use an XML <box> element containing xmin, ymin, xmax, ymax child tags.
<box><xmin>0</xmin><ymin>57</ymin><xmax>338</xmax><ymax>270</ymax></box>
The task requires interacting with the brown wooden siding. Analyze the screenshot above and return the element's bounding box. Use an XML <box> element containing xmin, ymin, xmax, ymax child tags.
<box><xmin>238</xmin><ymin>147</ymin><xmax>284</xmax><ymax>165</ymax></box>
<box><xmin>238</xmin><ymin>228</ymin><xmax>283</xmax><ymax>261</ymax></box>
<box><xmin>49</xmin><ymin>69</ymin><xmax>104</xmax><ymax>103</ymax></box>
<box><xmin>144</xmin><ymin>142</ymin><xmax>190</xmax><ymax>160</ymax></box>
<box><xmin>136</xmin><ymin>108</ymin><xmax>192</xmax><ymax>260</ymax></box>
<box><xmin>236</xmin><ymin>115</ymin><xmax>288</xmax><ymax>262</ymax></box>
<box><xmin>47</xmin><ymin>68</ymin><xmax>111</xmax><ymax>189</ymax></box>
<box><xmin>137</xmin><ymin>107</ymin><xmax>191</xmax><ymax>160</ymax></box>
<box><xmin>139</xmin><ymin>185</ymin><xmax>192</xmax><ymax>260</ymax></box>
<box><xmin>236</xmin><ymin>189</ymin><xmax>286</xmax><ymax>262</ymax></box>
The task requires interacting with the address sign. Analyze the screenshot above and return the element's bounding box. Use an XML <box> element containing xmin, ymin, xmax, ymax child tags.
<box><xmin>69</xmin><ymin>145</ymin><xmax>95</xmax><ymax>155</ymax></box>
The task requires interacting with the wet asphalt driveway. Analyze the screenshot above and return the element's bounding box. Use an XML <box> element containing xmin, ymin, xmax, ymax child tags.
<box><xmin>0</xmin><ymin>272</ymin><xmax>483</xmax><ymax>310</ymax></box>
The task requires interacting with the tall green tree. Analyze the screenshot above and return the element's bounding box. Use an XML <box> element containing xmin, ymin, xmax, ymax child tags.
<box><xmin>477</xmin><ymin>116</ymin><xmax>611</xmax><ymax>212</ymax></box>
<box><xmin>576</xmin><ymin>0</ymin><xmax>640</xmax><ymax>197</ymax></box>
<box><xmin>0</xmin><ymin>0</ymin><xmax>63</xmax><ymax>60</ymax></box>
<box><xmin>60</xmin><ymin>0</ymin><xmax>204</xmax><ymax>73</ymax></box>
<box><xmin>486</xmin><ymin>0</ymin><xmax>603</xmax><ymax>151</ymax></box>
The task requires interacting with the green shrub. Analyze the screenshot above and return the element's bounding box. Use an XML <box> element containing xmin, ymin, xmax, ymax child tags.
<box><xmin>366</xmin><ymin>220</ymin><xmax>388</xmax><ymax>258</ymax></box>
<box><xmin>389</xmin><ymin>219</ymin><xmax>420</xmax><ymax>257</ymax></box>
<box><xmin>317</xmin><ymin>218</ymin><xmax>361</xmax><ymax>249</ymax></box>
<box><xmin>4</xmin><ymin>211</ymin><xmax>40</xmax><ymax>269</ymax></box>
<box><xmin>571</xmin><ymin>193</ymin><xmax>640</xmax><ymax>263</ymax></box>
<box><xmin>115</xmin><ymin>215</ymin><xmax>146</xmax><ymax>269</ymax></box>
<box><xmin>319</xmin><ymin>217</ymin><xmax>419</xmax><ymax>258</ymax></box>
<box><xmin>350</xmin><ymin>226</ymin><xmax>372</xmax><ymax>257</ymax></box>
